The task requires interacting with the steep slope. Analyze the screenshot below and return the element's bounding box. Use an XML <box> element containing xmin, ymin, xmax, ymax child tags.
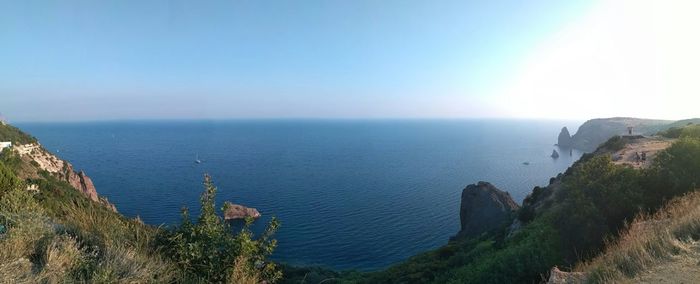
<box><xmin>575</xmin><ymin>191</ymin><xmax>700</xmax><ymax>283</ymax></box>
<box><xmin>0</xmin><ymin>123</ymin><xmax>282</xmax><ymax>283</ymax></box>
<box><xmin>0</xmin><ymin>123</ymin><xmax>114</xmax><ymax>210</ymax></box>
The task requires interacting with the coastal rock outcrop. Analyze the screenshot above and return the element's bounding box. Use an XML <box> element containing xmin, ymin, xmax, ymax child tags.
<box><xmin>64</xmin><ymin>165</ymin><xmax>99</xmax><ymax>202</ymax></box>
<box><xmin>224</xmin><ymin>201</ymin><xmax>261</xmax><ymax>220</ymax></box>
<box><xmin>557</xmin><ymin>127</ymin><xmax>573</xmax><ymax>147</ymax></box>
<box><xmin>551</xmin><ymin>150</ymin><xmax>560</xmax><ymax>159</ymax></box>
<box><xmin>547</xmin><ymin>267</ymin><xmax>587</xmax><ymax>284</ymax></box>
<box><xmin>14</xmin><ymin>143</ymin><xmax>116</xmax><ymax>211</ymax></box>
<box><xmin>455</xmin><ymin>181</ymin><xmax>519</xmax><ymax>239</ymax></box>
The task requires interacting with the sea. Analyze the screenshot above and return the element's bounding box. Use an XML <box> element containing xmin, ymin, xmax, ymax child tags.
<box><xmin>17</xmin><ymin>119</ymin><xmax>584</xmax><ymax>271</ymax></box>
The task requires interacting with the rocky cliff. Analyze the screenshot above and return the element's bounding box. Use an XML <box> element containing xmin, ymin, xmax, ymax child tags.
<box><xmin>13</xmin><ymin>143</ymin><xmax>116</xmax><ymax>211</ymax></box>
<box><xmin>454</xmin><ymin>181</ymin><xmax>519</xmax><ymax>239</ymax></box>
<box><xmin>558</xmin><ymin>117</ymin><xmax>672</xmax><ymax>152</ymax></box>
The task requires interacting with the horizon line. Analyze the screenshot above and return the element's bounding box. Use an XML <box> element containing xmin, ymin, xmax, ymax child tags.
<box><xmin>7</xmin><ymin>116</ymin><xmax>600</xmax><ymax>124</ymax></box>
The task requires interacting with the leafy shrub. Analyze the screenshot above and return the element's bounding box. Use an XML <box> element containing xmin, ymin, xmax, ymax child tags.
<box><xmin>598</xmin><ymin>136</ymin><xmax>625</xmax><ymax>152</ymax></box>
<box><xmin>658</xmin><ymin>124</ymin><xmax>700</xmax><ymax>139</ymax></box>
<box><xmin>658</xmin><ymin>127</ymin><xmax>683</xmax><ymax>138</ymax></box>
<box><xmin>0</xmin><ymin>124</ymin><xmax>37</xmax><ymax>145</ymax></box>
<box><xmin>161</xmin><ymin>174</ymin><xmax>282</xmax><ymax>283</ymax></box>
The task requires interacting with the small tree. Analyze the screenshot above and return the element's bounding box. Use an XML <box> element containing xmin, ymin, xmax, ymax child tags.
<box><xmin>165</xmin><ymin>174</ymin><xmax>281</xmax><ymax>283</ymax></box>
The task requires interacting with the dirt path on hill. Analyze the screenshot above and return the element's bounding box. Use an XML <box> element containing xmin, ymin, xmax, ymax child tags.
<box><xmin>611</xmin><ymin>137</ymin><xmax>675</xmax><ymax>169</ymax></box>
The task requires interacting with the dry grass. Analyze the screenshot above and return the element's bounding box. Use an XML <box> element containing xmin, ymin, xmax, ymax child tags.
<box><xmin>577</xmin><ymin>190</ymin><xmax>700</xmax><ymax>283</ymax></box>
<box><xmin>0</xmin><ymin>186</ymin><xmax>178</xmax><ymax>283</ymax></box>
<box><xmin>0</xmin><ymin>212</ymin><xmax>53</xmax><ymax>283</ymax></box>
<box><xmin>35</xmin><ymin>235</ymin><xmax>82</xmax><ymax>283</ymax></box>
<box><xmin>230</xmin><ymin>255</ymin><xmax>262</xmax><ymax>284</ymax></box>
<box><xmin>56</xmin><ymin>199</ymin><xmax>179</xmax><ymax>282</ymax></box>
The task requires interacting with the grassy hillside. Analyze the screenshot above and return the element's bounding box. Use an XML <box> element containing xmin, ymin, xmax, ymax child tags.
<box><xmin>0</xmin><ymin>125</ymin><xmax>282</xmax><ymax>283</ymax></box>
<box><xmin>658</xmin><ymin>122</ymin><xmax>700</xmax><ymax>139</ymax></box>
<box><xmin>579</xmin><ymin>190</ymin><xmax>700</xmax><ymax>282</ymax></box>
<box><xmin>0</xmin><ymin>123</ymin><xmax>37</xmax><ymax>145</ymax></box>
<box><xmin>4</xmin><ymin>122</ymin><xmax>700</xmax><ymax>283</ymax></box>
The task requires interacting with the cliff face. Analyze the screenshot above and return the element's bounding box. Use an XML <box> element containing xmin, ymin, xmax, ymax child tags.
<box><xmin>455</xmin><ymin>181</ymin><xmax>519</xmax><ymax>239</ymax></box>
<box><xmin>64</xmin><ymin>165</ymin><xmax>98</xmax><ymax>202</ymax></box>
<box><xmin>14</xmin><ymin>143</ymin><xmax>116</xmax><ymax>211</ymax></box>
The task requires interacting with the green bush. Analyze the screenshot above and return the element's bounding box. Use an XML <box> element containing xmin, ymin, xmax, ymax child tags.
<box><xmin>658</xmin><ymin>124</ymin><xmax>700</xmax><ymax>139</ymax></box>
<box><xmin>161</xmin><ymin>175</ymin><xmax>282</xmax><ymax>283</ymax></box>
<box><xmin>658</xmin><ymin>127</ymin><xmax>683</xmax><ymax>138</ymax></box>
<box><xmin>0</xmin><ymin>124</ymin><xmax>37</xmax><ymax>145</ymax></box>
<box><xmin>598</xmin><ymin>136</ymin><xmax>625</xmax><ymax>152</ymax></box>
<box><xmin>360</xmin><ymin>136</ymin><xmax>700</xmax><ymax>283</ymax></box>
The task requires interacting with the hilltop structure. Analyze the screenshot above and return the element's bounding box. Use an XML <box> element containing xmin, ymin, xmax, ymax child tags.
<box><xmin>0</xmin><ymin>141</ymin><xmax>11</xmax><ymax>152</ymax></box>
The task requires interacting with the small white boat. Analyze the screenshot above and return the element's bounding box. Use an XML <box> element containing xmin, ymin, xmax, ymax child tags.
<box><xmin>195</xmin><ymin>153</ymin><xmax>202</xmax><ymax>164</ymax></box>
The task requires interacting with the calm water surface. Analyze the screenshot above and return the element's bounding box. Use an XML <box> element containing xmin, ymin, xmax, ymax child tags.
<box><xmin>18</xmin><ymin>119</ymin><xmax>583</xmax><ymax>270</ymax></box>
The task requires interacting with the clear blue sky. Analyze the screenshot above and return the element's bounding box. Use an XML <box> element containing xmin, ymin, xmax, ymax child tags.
<box><xmin>1</xmin><ymin>0</ymin><xmax>597</xmax><ymax>122</ymax></box>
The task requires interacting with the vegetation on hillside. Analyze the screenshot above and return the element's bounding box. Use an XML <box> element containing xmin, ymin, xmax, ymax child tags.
<box><xmin>658</xmin><ymin>123</ymin><xmax>700</xmax><ymax>139</ymax></box>
<box><xmin>158</xmin><ymin>175</ymin><xmax>282</xmax><ymax>283</ymax></box>
<box><xmin>0</xmin><ymin>142</ymin><xmax>281</xmax><ymax>282</ymax></box>
<box><xmin>579</xmin><ymin>190</ymin><xmax>700</xmax><ymax>282</ymax></box>
<box><xmin>597</xmin><ymin>135</ymin><xmax>626</xmax><ymax>152</ymax></box>
<box><xmin>4</xmin><ymin>122</ymin><xmax>700</xmax><ymax>283</ymax></box>
<box><xmin>344</xmin><ymin>137</ymin><xmax>700</xmax><ymax>283</ymax></box>
<box><xmin>0</xmin><ymin>123</ymin><xmax>37</xmax><ymax>145</ymax></box>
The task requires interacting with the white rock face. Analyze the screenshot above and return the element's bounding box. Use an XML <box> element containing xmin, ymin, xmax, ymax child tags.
<box><xmin>15</xmin><ymin>143</ymin><xmax>65</xmax><ymax>173</ymax></box>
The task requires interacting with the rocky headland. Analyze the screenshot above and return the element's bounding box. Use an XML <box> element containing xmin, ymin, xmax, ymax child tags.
<box><xmin>454</xmin><ymin>181</ymin><xmax>519</xmax><ymax>239</ymax></box>
<box><xmin>556</xmin><ymin>117</ymin><xmax>678</xmax><ymax>152</ymax></box>
<box><xmin>12</xmin><ymin>143</ymin><xmax>116</xmax><ymax>211</ymax></box>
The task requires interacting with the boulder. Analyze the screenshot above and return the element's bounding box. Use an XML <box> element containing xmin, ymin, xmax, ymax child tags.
<box><xmin>224</xmin><ymin>202</ymin><xmax>261</xmax><ymax>220</ymax></box>
<box><xmin>455</xmin><ymin>182</ymin><xmax>519</xmax><ymax>239</ymax></box>
<box><xmin>547</xmin><ymin>267</ymin><xmax>587</xmax><ymax>284</ymax></box>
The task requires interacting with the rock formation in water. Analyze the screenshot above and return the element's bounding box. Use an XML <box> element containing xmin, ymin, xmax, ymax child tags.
<box><xmin>454</xmin><ymin>181</ymin><xmax>519</xmax><ymax>239</ymax></box>
<box><xmin>557</xmin><ymin>127</ymin><xmax>572</xmax><ymax>147</ymax></box>
<box><xmin>551</xmin><ymin>149</ymin><xmax>559</xmax><ymax>158</ymax></box>
<box><xmin>224</xmin><ymin>201</ymin><xmax>261</xmax><ymax>220</ymax></box>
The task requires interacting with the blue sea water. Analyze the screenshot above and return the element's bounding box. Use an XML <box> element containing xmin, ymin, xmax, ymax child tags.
<box><xmin>17</xmin><ymin>119</ymin><xmax>583</xmax><ymax>271</ymax></box>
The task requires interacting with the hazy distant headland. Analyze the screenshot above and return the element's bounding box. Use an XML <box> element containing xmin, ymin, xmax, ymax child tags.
<box><xmin>556</xmin><ymin>117</ymin><xmax>700</xmax><ymax>152</ymax></box>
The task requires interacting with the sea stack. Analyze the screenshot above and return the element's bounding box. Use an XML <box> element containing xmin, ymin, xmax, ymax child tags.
<box><xmin>557</xmin><ymin>127</ymin><xmax>573</xmax><ymax>147</ymax></box>
<box><xmin>551</xmin><ymin>150</ymin><xmax>560</xmax><ymax>159</ymax></box>
<box><xmin>454</xmin><ymin>181</ymin><xmax>519</xmax><ymax>239</ymax></box>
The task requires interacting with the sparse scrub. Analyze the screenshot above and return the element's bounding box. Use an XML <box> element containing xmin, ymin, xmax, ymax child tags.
<box><xmin>598</xmin><ymin>135</ymin><xmax>626</xmax><ymax>152</ymax></box>
<box><xmin>0</xmin><ymin>124</ymin><xmax>37</xmax><ymax>145</ymax></box>
<box><xmin>579</xmin><ymin>191</ymin><xmax>700</xmax><ymax>283</ymax></box>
